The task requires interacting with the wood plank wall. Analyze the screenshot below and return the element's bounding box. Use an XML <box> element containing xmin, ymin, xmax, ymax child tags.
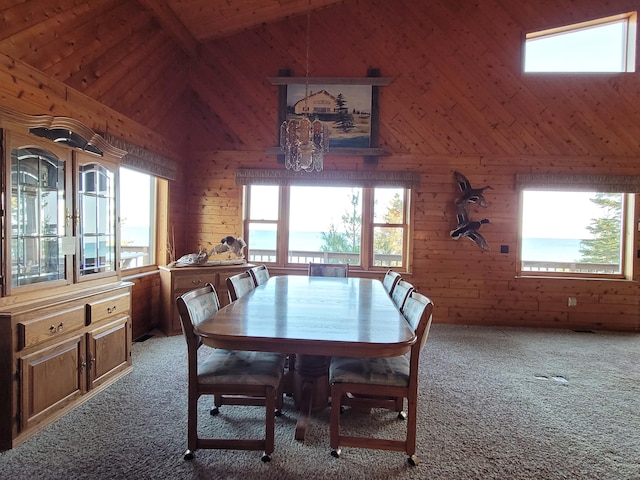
<box><xmin>186</xmin><ymin>0</ymin><xmax>640</xmax><ymax>332</ymax></box>
<box><xmin>1</xmin><ymin>0</ymin><xmax>639</xmax><ymax>331</ymax></box>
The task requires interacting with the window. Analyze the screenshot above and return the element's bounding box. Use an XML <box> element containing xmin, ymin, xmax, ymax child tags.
<box><xmin>244</xmin><ymin>184</ymin><xmax>409</xmax><ymax>270</ymax></box>
<box><xmin>524</xmin><ymin>12</ymin><xmax>637</xmax><ymax>72</ymax></box>
<box><xmin>520</xmin><ymin>190</ymin><xmax>631</xmax><ymax>277</ymax></box>
<box><xmin>119</xmin><ymin>167</ymin><xmax>156</xmax><ymax>268</ymax></box>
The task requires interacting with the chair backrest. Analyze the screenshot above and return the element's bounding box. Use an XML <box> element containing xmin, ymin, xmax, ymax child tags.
<box><xmin>249</xmin><ymin>264</ymin><xmax>270</xmax><ymax>286</ymax></box>
<box><xmin>176</xmin><ymin>283</ymin><xmax>221</xmax><ymax>354</ymax></box>
<box><xmin>382</xmin><ymin>269</ymin><xmax>402</xmax><ymax>296</ymax></box>
<box><xmin>226</xmin><ymin>270</ymin><xmax>256</xmax><ymax>301</ymax></box>
<box><xmin>391</xmin><ymin>280</ymin><xmax>414</xmax><ymax>312</ymax></box>
<box><xmin>308</xmin><ymin>262</ymin><xmax>349</xmax><ymax>278</ymax></box>
<box><xmin>402</xmin><ymin>290</ymin><xmax>434</xmax><ymax>352</ymax></box>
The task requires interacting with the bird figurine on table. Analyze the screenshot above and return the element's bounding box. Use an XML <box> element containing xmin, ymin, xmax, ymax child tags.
<box><xmin>454</xmin><ymin>171</ymin><xmax>493</xmax><ymax>208</ymax></box>
<box><xmin>209</xmin><ymin>242</ymin><xmax>230</xmax><ymax>256</ymax></box>
<box><xmin>220</xmin><ymin>236</ymin><xmax>247</xmax><ymax>259</ymax></box>
<box><xmin>172</xmin><ymin>247</ymin><xmax>210</xmax><ymax>267</ymax></box>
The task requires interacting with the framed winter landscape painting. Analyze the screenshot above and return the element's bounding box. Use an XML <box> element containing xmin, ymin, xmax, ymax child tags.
<box><xmin>269</xmin><ymin>74</ymin><xmax>392</xmax><ymax>161</ymax></box>
<box><xmin>284</xmin><ymin>82</ymin><xmax>373</xmax><ymax>149</ymax></box>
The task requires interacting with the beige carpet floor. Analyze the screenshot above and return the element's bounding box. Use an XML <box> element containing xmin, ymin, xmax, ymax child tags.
<box><xmin>0</xmin><ymin>324</ymin><xmax>638</xmax><ymax>480</ymax></box>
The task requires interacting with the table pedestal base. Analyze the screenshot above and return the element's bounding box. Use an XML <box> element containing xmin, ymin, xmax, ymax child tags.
<box><xmin>292</xmin><ymin>354</ymin><xmax>330</xmax><ymax>441</ymax></box>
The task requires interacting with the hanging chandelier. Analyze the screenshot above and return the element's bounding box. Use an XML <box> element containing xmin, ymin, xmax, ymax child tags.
<box><xmin>280</xmin><ymin>9</ymin><xmax>329</xmax><ymax>172</ymax></box>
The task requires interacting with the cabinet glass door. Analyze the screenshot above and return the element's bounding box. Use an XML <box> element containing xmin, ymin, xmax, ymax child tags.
<box><xmin>77</xmin><ymin>159</ymin><xmax>117</xmax><ymax>277</ymax></box>
<box><xmin>10</xmin><ymin>145</ymin><xmax>69</xmax><ymax>287</ymax></box>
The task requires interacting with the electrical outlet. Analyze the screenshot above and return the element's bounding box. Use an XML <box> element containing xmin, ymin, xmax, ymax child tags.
<box><xmin>568</xmin><ymin>297</ymin><xmax>577</xmax><ymax>307</ymax></box>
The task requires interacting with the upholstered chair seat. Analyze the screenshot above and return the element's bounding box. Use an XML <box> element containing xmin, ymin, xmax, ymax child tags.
<box><xmin>329</xmin><ymin>355</ymin><xmax>410</xmax><ymax>388</ymax></box>
<box><xmin>199</xmin><ymin>350</ymin><xmax>285</xmax><ymax>388</ymax></box>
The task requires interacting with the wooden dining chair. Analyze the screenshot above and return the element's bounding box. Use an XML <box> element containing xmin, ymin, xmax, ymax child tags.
<box><xmin>329</xmin><ymin>290</ymin><xmax>434</xmax><ymax>466</ymax></box>
<box><xmin>226</xmin><ymin>270</ymin><xmax>256</xmax><ymax>302</ymax></box>
<box><xmin>391</xmin><ymin>279</ymin><xmax>414</xmax><ymax>312</ymax></box>
<box><xmin>249</xmin><ymin>264</ymin><xmax>270</xmax><ymax>286</ymax></box>
<box><xmin>176</xmin><ymin>283</ymin><xmax>286</xmax><ymax>462</ymax></box>
<box><xmin>308</xmin><ymin>262</ymin><xmax>349</xmax><ymax>277</ymax></box>
<box><xmin>382</xmin><ymin>269</ymin><xmax>402</xmax><ymax>296</ymax></box>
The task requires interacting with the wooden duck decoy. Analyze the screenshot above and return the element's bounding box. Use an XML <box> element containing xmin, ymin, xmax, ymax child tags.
<box><xmin>450</xmin><ymin>218</ymin><xmax>490</xmax><ymax>251</ymax></box>
<box><xmin>451</xmin><ymin>204</ymin><xmax>490</xmax><ymax>251</ymax></box>
<box><xmin>454</xmin><ymin>171</ymin><xmax>493</xmax><ymax>208</ymax></box>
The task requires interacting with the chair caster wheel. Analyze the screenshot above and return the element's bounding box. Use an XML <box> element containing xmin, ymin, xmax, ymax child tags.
<box><xmin>339</xmin><ymin>406</ymin><xmax>346</xmax><ymax>414</ymax></box>
<box><xmin>184</xmin><ymin>450</ymin><xmax>195</xmax><ymax>460</ymax></box>
<box><xmin>408</xmin><ymin>454</ymin><xmax>419</xmax><ymax>466</ymax></box>
<box><xmin>397</xmin><ymin>411</ymin><xmax>407</xmax><ymax>420</ymax></box>
<box><xmin>210</xmin><ymin>407</ymin><xmax>219</xmax><ymax>416</ymax></box>
<box><xmin>331</xmin><ymin>449</ymin><xmax>341</xmax><ymax>458</ymax></box>
<box><xmin>261</xmin><ymin>453</ymin><xmax>271</xmax><ymax>462</ymax></box>
<box><xmin>274</xmin><ymin>409</ymin><xmax>283</xmax><ymax>417</ymax></box>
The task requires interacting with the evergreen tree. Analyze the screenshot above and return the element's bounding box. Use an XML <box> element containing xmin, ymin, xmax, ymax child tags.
<box><xmin>334</xmin><ymin>93</ymin><xmax>355</xmax><ymax>133</ymax></box>
<box><xmin>319</xmin><ymin>191</ymin><xmax>361</xmax><ymax>257</ymax></box>
<box><xmin>578</xmin><ymin>193</ymin><xmax>622</xmax><ymax>264</ymax></box>
<box><xmin>320</xmin><ymin>222</ymin><xmax>351</xmax><ymax>253</ymax></box>
<box><xmin>341</xmin><ymin>191</ymin><xmax>361</xmax><ymax>253</ymax></box>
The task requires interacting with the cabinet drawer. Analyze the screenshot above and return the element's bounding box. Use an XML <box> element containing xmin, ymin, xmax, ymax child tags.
<box><xmin>86</xmin><ymin>293</ymin><xmax>130</xmax><ymax>325</ymax></box>
<box><xmin>18</xmin><ymin>306</ymin><xmax>86</xmax><ymax>350</ymax></box>
<box><xmin>174</xmin><ymin>272</ymin><xmax>217</xmax><ymax>290</ymax></box>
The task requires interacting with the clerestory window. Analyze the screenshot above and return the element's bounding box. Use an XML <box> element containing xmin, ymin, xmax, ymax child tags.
<box><xmin>524</xmin><ymin>12</ymin><xmax>637</xmax><ymax>72</ymax></box>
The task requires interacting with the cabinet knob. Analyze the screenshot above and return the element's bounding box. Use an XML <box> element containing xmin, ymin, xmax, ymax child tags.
<box><xmin>107</xmin><ymin>306</ymin><xmax>117</xmax><ymax>314</ymax></box>
<box><xmin>50</xmin><ymin>322</ymin><xmax>64</xmax><ymax>333</ymax></box>
<box><xmin>191</xmin><ymin>279</ymin><xmax>202</xmax><ymax>285</ymax></box>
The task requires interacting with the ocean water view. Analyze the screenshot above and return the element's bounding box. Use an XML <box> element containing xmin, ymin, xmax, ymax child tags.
<box><xmin>522</xmin><ymin>237</ymin><xmax>583</xmax><ymax>262</ymax></box>
<box><xmin>248</xmin><ymin>230</ymin><xmax>585</xmax><ymax>262</ymax></box>
<box><xmin>250</xmin><ymin>230</ymin><xmax>325</xmax><ymax>251</ymax></box>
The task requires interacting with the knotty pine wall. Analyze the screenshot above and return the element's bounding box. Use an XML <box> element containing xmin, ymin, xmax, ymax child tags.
<box><xmin>186</xmin><ymin>0</ymin><xmax>640</xmax><ymax>332</ymax></box>
<box><xmin>1</xmin><ymin>0</ymin><xmax>640</xmax><ymax>331</ymax></box>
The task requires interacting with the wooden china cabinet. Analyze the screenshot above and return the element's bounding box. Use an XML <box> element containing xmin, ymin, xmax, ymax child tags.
<box><xmin>0</xmin><ymin>107</ymin><xmax>133</xmax><ymax>450</ymax></box>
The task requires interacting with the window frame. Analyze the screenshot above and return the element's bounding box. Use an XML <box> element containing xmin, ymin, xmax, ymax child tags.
<box><xmin>243</xmin><ymin>183</ymin><xmax>412</xmax><ymax>272</ymax></box>
<box><xmin>516</xmin><ymin>174</ymin><xmax>638</xmax><ymax>280</ymax></box>
<box><xmin>524</xmin><ymin>12</ymin><xmax>638</xmax><ymax>73</ymax></box>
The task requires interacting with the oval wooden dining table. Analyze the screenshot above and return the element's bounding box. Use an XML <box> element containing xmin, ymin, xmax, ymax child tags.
<box><xmin>193</xmin><ymin>275</ymin><xmax>416</xmax><ymax>440</ymax></box>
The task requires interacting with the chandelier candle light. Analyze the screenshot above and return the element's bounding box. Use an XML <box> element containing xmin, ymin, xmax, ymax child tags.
<box><xmin>280</xmin><ymin>9</ymin><xmax>329</xmax><ymax>172</ymax></box>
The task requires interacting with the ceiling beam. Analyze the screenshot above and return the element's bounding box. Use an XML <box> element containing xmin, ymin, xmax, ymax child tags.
<box><xmin>137</xmin><ymin>0</ymin><xmax>198</xmax><ymax>58</ymax></box>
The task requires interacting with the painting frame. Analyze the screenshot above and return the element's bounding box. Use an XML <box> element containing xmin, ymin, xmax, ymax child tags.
<box><xmin>269</xmin><ymin>71</ymin><xmax>392</xmax><ymax>164</ymax></box>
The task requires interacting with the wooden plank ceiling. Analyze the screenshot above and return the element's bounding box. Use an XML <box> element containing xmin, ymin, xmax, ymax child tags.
<box><xmin>0</xmin><ymin>0</ymin><xmax>344</xmax><ymax>149</ymax></box>
<box><xmin>146</xmin><ymin>0</ymin><xmax>346</xmax><ymax>43</ymax></box>
<box><xmin>1</xmin><ymin>0</ymin><xmax>639</xmax><ymax>159</ymax></box>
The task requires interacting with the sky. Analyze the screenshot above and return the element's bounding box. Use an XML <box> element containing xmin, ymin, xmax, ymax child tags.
<box><xmin>249</xmin><ymin>185</ymin><xmax>401</xmax><ymax>232</ymax></box>
<box><xmin>525</xmin><ymin>19</ymin><xmax>628</xmax><ymax>72</ymax></box>
<box><xmin>119</xmin><ymin>167</ymin><xmax>151</xmax><ymax>227</ymax></box>
<box><xmin>521</xmin><ymin>191</ymin><xmax>613</xmax><ymax>240</ymax></box>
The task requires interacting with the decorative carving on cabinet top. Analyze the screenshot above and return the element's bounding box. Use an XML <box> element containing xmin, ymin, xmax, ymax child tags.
<box><xmin>0</xmin><ymin>105</ymin><xmax>126</xmax><ymax>159</ymax></box>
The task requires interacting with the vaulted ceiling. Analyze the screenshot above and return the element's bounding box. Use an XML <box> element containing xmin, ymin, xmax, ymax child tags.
<box><xmin>137</xmin><ymin>0</ymin><xmax>346</xmax><ymax>54</ymax></box>
<box><xmin>0</xmin><ymin>0</ymin><xmax>348</xmax><ymax>151</ymax></box>
<box><xmin>2</xmin><ymin>0</ymin><xmax>640</xmax><ymax>160</ymax></box>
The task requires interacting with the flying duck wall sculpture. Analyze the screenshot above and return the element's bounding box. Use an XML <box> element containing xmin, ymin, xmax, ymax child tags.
<box><xmin>451</xmin><ymin>171</ymin><xmax>491</xmax><ymax>251</ymax></box>
<box><xmin>454</xmin><ymin>171</ymin><xmax>493</xmax><ymax>208</ymax></box>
